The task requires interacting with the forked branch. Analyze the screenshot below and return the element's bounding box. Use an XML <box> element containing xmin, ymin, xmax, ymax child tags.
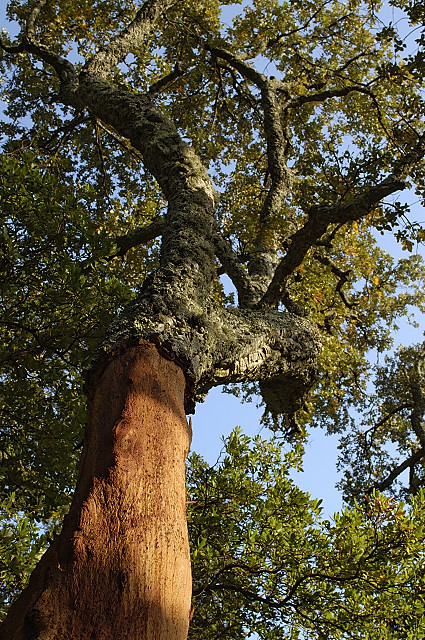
<box><xmin>371</xmin><ymin>449</ymin><xmax>424</xmax><ymax>493</ymax></box>
<box><xmin>209</xmin><ymin>47</ymin><xmax>294</xmax><ymax>286</ymax></box>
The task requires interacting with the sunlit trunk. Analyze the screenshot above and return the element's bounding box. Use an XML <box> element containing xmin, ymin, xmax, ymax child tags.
<box><xmin>1</xmin><ymin>341</ymin><xmax>192</xmax><ymax>640</ymax></box>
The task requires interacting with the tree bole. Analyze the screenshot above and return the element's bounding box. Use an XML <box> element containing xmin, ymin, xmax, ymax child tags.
<box><xmin>1</xmin><ymin>342</ymin><xmax>192</xmax><ymax>640</ymax></box>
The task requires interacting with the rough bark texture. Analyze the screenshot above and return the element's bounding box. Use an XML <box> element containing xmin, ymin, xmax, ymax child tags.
<box><xmin>1</xmin><ymin>342</ymin><xmax>192</xmax><ymax>640</ymax></box>
<box><xmin>0</xmin><ymin>4</ymin><xmax>322</xmax><ymax>638</ymax></box>
<box><xmin>103</xmin><ymin>303</ymin><xmax>320</xmax><ymax>415</ymax></box>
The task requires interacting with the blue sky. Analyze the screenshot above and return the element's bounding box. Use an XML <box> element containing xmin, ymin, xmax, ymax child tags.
<box><xmin>192</xmin><ymin>387</ymin><xmax>344</xmax><ymax>514</ymax></box>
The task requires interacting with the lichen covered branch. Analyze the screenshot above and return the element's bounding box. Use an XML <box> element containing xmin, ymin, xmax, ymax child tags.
<box><xmin>85</xmin><ymin>0</ymin><xmax>177</xmax><ymax>76</ymax></box>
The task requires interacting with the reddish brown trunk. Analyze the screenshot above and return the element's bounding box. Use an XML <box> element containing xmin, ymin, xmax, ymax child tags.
<box><xmin>1</xmin><ymin>342</ymin><xmax>192</xmax><ymax>640</ymax></box>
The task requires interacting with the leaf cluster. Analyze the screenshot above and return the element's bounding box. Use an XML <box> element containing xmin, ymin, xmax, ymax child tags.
<box><xmin>188</xmin><ymin>429</ymin><xmax>425</xmax><ymax>639</ymax></box>
<box><xmin>0</xmin><ymin>151</ymin><xmax>136</xmax><ymax>521</ymax></box>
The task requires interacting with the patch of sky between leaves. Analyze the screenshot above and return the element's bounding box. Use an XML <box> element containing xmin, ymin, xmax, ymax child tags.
<box><xmin>192</xmin><ymin>384</ymin><xmax>344</xmax><ymax>516</ymax></box>
<box><xmin>192</xmin><ymin>271</ymin><xmax>343</xmax><ymax>517</ymax></box>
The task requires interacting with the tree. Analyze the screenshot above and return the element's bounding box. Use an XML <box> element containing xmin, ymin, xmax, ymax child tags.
<box><xmin>0</xmin><ymin>0</ymin><xmax>425</xmax><ymax>638</ymax></box>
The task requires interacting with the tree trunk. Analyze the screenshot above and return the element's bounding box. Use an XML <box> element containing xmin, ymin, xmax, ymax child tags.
<box><xmin>1</xmin><ymin>341</ymin><xmax>192</xmax><ymax>640</ymax></box>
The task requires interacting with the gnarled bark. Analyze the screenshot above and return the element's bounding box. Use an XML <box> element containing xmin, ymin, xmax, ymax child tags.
<box><xmin>1</xmin><ymin>342</ymin><xmax>192</xmax><ymax>640</ymax></box>
<box><xmin>0</xmin><ymin>5</ymin><xmax>320</xmax><ymax>638</ymax></box>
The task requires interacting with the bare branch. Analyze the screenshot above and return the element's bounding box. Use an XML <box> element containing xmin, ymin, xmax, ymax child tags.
<box><xmin>259</xmin><ymin>81</ymin><xmax>294</xmax><ymax>221</ymax></box>
<box><xmin>266</xmin><ymin>1</ymin><xmax>331</xmax><ymax>48</ymax></box>
<box><xmin>334</xmin><ymin>51</ymin><xmax>374</xmax><ymax>75</ymax></box>
<box><xmin>1</xmin><ymin>0</ymin><xmax>175</xmax><ymax>99</ymax></box>
<box><xmin>368</xmin><ymin>403</ymin><xmax>411</xmax><ymax>433</ymax></box>
<box><xmin>257</xmin><ymin>183</ymin><xmax>402</xmax><ymax>308</ymax></box>
<box><xmin>371</xmin><ymin>449</ymin><xmax>424</xmax><ymax>493</ymax></box>
<box><xmin>94</xmin><ymin>118</ymin><xmax>109</xmax><ymax>197</ymax></box>
<box><xmin>148</xmin><ymin>64</ymin><xmax>183</xmax><ymax>94</ymax></box>
<box><xmin>38</xmin><ymin>113</ymin><xmax>88</xmax><ymax>150</ymax></box>
<box><xmin>313</xmin><ymin>253</ymin><xmax>357</xmax><ymax>309</ymax></box>
<box><xmin>95</xmin><ymin>121</ymin><xmax>144</xmax><ymax>162</ymax></box>
<box><xmin>211</xmin><ymin>231</ymin><xmax>256</xmax><ymax>307</ymax></box>
<box><xmin>291</xmin><ymin>84</ymin><xmax>375</xmax><ymax>107</ymax></box>
<box><xmin>208</xmin><ymin>46</ymin><xmax>291</xmax><ymax>92</ymax></box>
<box><xmin>258</xmin><ymin>132</ymin><xmax>425</xmax><ymax>308</ymax></box>
<box><xmin>0</xmin><ymin>0</ymin><xmax>78</xmax><ymax>95</ymax></box>
<box><xmin>115</xmin><ymin>217</ymin><xmax>165</xmax><ymax>256</ymax></box>
<box><xmin>77</xmin><ymin>218</ymin><xmax>165</xmax><ymax>273</ymax></box>
<box><xmin>293</xmin><ymin>81</ymin><xmax>392</xmax><ymax>140</ymax></box>
<box><xmin>0</xmin><ymin>36</ymin><xmax>78</xmax><ymax>92</ymax></box>
<box><xmin>199</xmin><ymin>564</ymin><xmax>368</xmax><ymax>611</ymax></box>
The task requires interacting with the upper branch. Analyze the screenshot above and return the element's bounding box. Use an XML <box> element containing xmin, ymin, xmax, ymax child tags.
<box><xmin>258</xmin><ymin>133</ymin><xmax>425</xmax><ymax>309</ymax></box>
<box><xmin>259</xmin><ymin>80</ymin><xmax>294</xmax><ymax>225</ymax></box>
<box><xmin>210</xmin><ymin>48</ymin><xmax>295</xmax><ymax>207</ymax></box>
<box><xmin>266</xmin><ymin>1</ymin><xmax>331</xmax><ymax>49</ymax></box>
<box><xmin>115</xmin><ymin>216</ymin><xmax>165</xmax><ymax>256</ymax></box>
<box><xmin>0</xmin><ymin>0</ymin><xmax>78</xmax><ymax>95</ymax></box>
<box><xmin>409</xmin><ymin>377</ymin><xmax>425</xmax><ymax>451</ymax></box>
<box><xmin>209</xmin><ymin>46</ymin><xmax>268</xmax><ymax>87</ymax></box>
<box><xmin>148</xmin><ymin>64</ymin><xmax>183</xmax><ymax>94</ymax></box>
<box><xmin>313</xmin><ymin>253</ymin><xmax>356</xmax><ymax>309</ymax></box>
<box><xmin>211</xmin><ymin>230</ymin><xmax>257</xmax><ymax>307</ymax></box>
<box><xmin>209</xmin><ymin>47</ymin><xmax>295</xmax><ymax>288</ymax></box>
<box><xmin>371</xmin><ymin>449</ymin><xmax>424</xmax><ymax>493</ymax></box>
<box><xmin>0</xmin><ymin>36</ymin><xmax>78</xmax><ymax>94</ymax></box>
<box><xmin>25</xmin><ymin>0</ymin><xmax>48</xmax><ymax>40</ymax></box>
<box><xmin>291</xmin><ymin>84</ymin><xmax>375</xmax><ymax>107</ymax></box>
<box><xmin>1</xmin><ymin>0</ymin><xmax>175</xmax><ymax>99</ymax></box>
<box><xmin>85</xmin><ymin>0</ymin><xmax>176</xmax><ymax>77</ymax></box>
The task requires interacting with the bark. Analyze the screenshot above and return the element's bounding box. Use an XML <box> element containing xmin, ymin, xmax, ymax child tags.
<box><xmin>0</xmin><ymin>6</ymin><xmax>321</xmax><ymax>638</ymax></box>
<box><xmin>102</xmin><ymin>297</ymin><xmax>320</xmax><ymax>416</ymax></box>
<box><xmin>1</xmin><ymin>342</ymin><xmax>192</xmax><ymax>640</ymax></box>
